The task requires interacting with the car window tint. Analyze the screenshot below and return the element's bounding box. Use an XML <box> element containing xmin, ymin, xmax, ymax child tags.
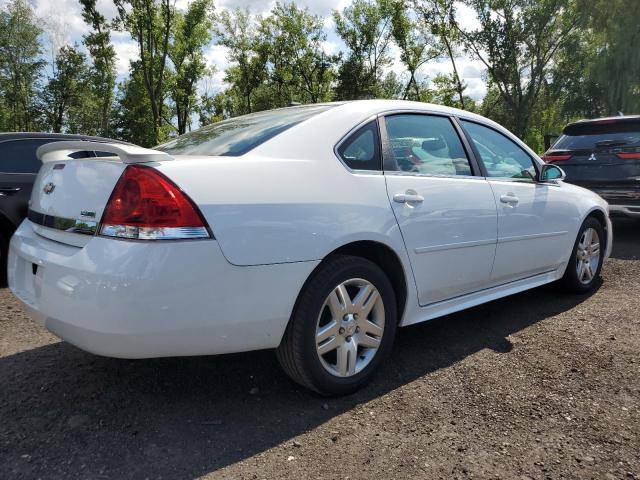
<box><xmin>337</xmin><ymin>121</ymin><xmax>381</xmax><ymax>171</ymax></box>
<box><xmin>461</xmin><ymin>120</ymin><xmax>536</xmax><ymax>181</ymax></box>
<box><xmin>155</xmin><ymin>104</ymin><xmax>335</xmax><ymax>156</ymax></box>
<box><xmin>0</xmin><ymin>139</ymin><xmax>49</xmax><ymax>173</ymax></box>
<box><xmin>384</xmin><ymin>114</ymin><xmax>472</xmax><ymax>176</ymax></box>
<box><xmin>553</xmin><ymin>130</ymin><xmax>640</xmax><ymax>150</ymax></box>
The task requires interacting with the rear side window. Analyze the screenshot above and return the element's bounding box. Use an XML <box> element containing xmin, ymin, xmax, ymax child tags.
<box><xmin>337</xmin><ymin>121</ymin><xmax>381</xmax><ymax>171</ymax></box>
<box><xmin>553</xmin><ymin>124</ymin><xmax>640</xmax><ymax>151</ymax></box>
<box><xmin>156</xmin><ymin>104</ymin><xmax>334</xmax><ymax>156</ymax></box>
<box><xmin>0</xmin><ymin>139</ymin><xmax>47</xmax><ymax>173</ymax></box>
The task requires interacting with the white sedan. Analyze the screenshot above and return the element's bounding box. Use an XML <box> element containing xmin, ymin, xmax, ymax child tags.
<box><xmin>9</xmin><ymin>100</ymin><xmax>612</xmax><ymax>395</ymax></box>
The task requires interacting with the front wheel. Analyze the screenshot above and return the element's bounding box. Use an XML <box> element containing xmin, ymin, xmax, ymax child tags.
<box><xmin>561</xmin><ymin>217</ymin><xmax>605</xmax><ymax>293</ymax></box>
<box><xmin>277</xmin><ymin>255</ymin><xmax>397</xmax><ymax>396</ymax></box>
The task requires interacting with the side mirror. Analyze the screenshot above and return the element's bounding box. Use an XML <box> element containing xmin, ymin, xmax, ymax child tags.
<box><xmin>539</xmin><ymin>164</ymin><xmax>566</xmax><ymax>183</ymax></box>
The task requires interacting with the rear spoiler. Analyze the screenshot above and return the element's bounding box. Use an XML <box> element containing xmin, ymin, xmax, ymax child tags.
<box><xmin>36</xmin><ymin>141</ymin><xmax>173</xmax><ymax>164</ymax></box>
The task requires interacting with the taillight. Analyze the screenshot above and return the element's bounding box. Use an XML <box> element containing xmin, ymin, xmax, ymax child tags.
<box><xmin>616</xmin><ymin>152</ymin><xmax>640</xmax><ymax>160</ymax></box>
<box><xmin>542</xmin><ymin>154</ymin><xmax>572</xmax><ymax>162</ymax></box>
<box><xmin>99</xmin><ymin>165</ymin><xmax>211</xmax><ymax>240</ymax></box>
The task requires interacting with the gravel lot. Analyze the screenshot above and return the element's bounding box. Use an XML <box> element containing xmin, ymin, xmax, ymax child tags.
<box><xmin>1</xmin><ymin>219</ymin><xmax>639</xmax><ymax>479</ymax></box>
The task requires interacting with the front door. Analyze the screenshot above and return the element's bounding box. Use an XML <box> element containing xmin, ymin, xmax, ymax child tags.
<box><xmin>382</xmin><ymin>113</ymin><xmax>498</xmax><ymax>306</ymax></box>
<box><xmin>459</xmin><ymin>120</ymin><xmax>574</xmax><ymax>284</ymax></box>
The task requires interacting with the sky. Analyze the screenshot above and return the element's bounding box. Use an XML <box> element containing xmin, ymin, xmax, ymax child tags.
<box><xmin>1</xmin><ymin>0</ymin><xmax>488</xmax><ymax>101</ymax></box>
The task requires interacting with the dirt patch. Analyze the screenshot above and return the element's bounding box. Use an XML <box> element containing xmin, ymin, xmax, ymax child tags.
<box><xmin>1</xmin><ymin>220</ymin><xmax>639</xmax><ymax>479</ymax></box>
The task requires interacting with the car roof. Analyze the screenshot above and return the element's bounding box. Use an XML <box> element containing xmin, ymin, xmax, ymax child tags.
<box><xmin>0</xmin><ymin>132</ymin><xmax>131</xmax><ymax>144</ymax></box>
<box><xmin>250</xmin><ymin>99</ymin><xmax>543</xmax><ymax>164</ymax></box>
<box><xmin>563</xmin><ymin>115</ymin><xmax>640</xmax><ymax>135</ymax></box>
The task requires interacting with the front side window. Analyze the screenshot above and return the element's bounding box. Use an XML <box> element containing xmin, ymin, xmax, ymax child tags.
<box><xmin>156</xmin><ymin>104</ymin><xmax>334</xmax><ymax>157</ymax></box>
<box><xmin>383</xmin><ymin>114</ymin><xmax>472</xmax><ymax>176</ymax></box>
<box><xmin>461</xmin><ymin>120</ymin><xmax>537</xmax><ymax>181</ymax></box>
<box><xmin>337</xmin><ymin>121</ymin><xmax>381</xmax><ymax>171</ymax></box>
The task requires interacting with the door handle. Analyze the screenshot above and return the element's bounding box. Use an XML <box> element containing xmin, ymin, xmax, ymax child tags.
<box><xmin>393</xmin><ymin>192</ymin><xmax>424</xmax><ymax>204</ymax></box>
<box><xmin>500</xmin><ymin>193</ymin><xmax>519</xmax><ymax>205</ymax></box>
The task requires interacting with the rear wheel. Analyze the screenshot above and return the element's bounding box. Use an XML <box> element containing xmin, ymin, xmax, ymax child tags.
<box><xmin>277</xmin><ymin>255</ymin><xmax>397</xmax><ymax>396</ymax></box>
<box><xmin>561</xmin><ymin>217</ymin><xmax>605</xmax><ymax>293</ymax></box>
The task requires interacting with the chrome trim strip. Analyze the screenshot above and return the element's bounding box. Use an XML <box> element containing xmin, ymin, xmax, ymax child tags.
<box><xmin>498</xmin><ymin>230</ymin><xmax>569</xmax><ymax>244</ymax></box>
<box><xmin>28</xmin><ymin>209</ymin><xmax>97</xmax><ymax>235</ymax></box>
<box><xmin>99</xmin><ymin>224</ymin><xmax>210</xmax><ymax>240</ymax></box>
<box><xmin>414</xmin><ymin>238</ymin><xmax>496</xmax><ymax>254</ymax></box>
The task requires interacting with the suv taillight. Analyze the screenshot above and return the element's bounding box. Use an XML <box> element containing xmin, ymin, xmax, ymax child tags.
<box><xmin>99</xmin><ymin>165</ymin><xmax>211</xmax><ymax>240</ymax></box>
<box><xmin>616</xmin><ymin>152</ymin><xmax>640</xmax><ymax>160</ymax></box>
<box><xmin>542</xmin><ymin>153</ymin><xmax>572</xmax><ymax>162</ymax></box>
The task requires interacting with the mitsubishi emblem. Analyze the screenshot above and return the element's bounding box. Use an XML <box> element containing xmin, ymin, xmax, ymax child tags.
<box><xmin>588</xmin><ymin>153</ymin><xmax>597</xmax><ymax>161</ymax></box>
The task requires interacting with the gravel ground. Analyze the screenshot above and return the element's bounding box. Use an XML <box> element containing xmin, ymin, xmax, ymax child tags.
<box><xmin>1</xmin><ymin>219</ymin><xmax>639</xmax><ymax>480</ymax></box>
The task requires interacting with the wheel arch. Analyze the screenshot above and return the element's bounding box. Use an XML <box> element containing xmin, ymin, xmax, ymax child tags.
<box><xmin>289</xmin><ymin>240</ymin><xmax>410</xmax><ymax>331</ymax></box>
<box><xmin>584</xmin><ymin>207</ymin><xmax>609</xmax><ymax>252</ymax></box>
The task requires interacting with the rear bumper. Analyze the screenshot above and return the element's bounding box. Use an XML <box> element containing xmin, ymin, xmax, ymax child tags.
<box><xmin>8</xmin><ymin>220</ymin><xmax>319</xmax><ymax>358</ymax></box>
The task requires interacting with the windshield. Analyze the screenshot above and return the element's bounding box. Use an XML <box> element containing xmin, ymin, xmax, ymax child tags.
<box><xmin>155</xmin><ymin>104</ymin><xmax>335</xmax><ymax>156</ymax></box>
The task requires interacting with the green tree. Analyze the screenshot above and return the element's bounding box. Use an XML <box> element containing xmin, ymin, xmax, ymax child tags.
<box><xmin>431</xmin><ymin>73</ymin><xmax>475</xmax><ymax>109</ymax></box>
<box><xmin>414</xmin><ymin>0</ymin><xmax>466</xmax><ymax>108</ymax></box>
<box><xmin>112</xmin><ymin>61</ymin><xmax>171</xmax><ymax>146</ymax></box>
<box><xmin>389</xmin><ymin>1</ymin><xmax>440</xmax><ymax>100</ymax></box>
<box><xmin>169</xmin><ymin>0</ymin><xmax>214</xmax><ymax>134</ymax></box>
<box><xmin>216</xmin><ymin>9</ymin><xmax>268</xmax><ymax>114</ymax></box>
<box><xmin>0</xmin><ymin>0</ymin><xmax>44</xmax><ymax>131</ymax></box>
<box><xmin>80</xmin><ymin>0</ymin><xmax>117</xmax><ymax>136</ymax></box>
<box><xmin>40</xmin><ymin>45</ymin><xmax>91</xmax><ymax>133</ymax></box>
<box><xmin>115</xmin><ymin>0</ymin><xmax>175</xmax><ymax>144</ymax></box>
<box><xmin>260</xmin><ymin>2</ymin><xmax>334</xmax><ymax>105</ymax></box>
<box><xmin>333</xmin><ymin>0</ymin><xmax>394</xmax><ymax>99</ymax></box>
<box><xmin>458</xmin><ymin>0</ymin><xmax>579</xmax><ymax>138</ymax></box>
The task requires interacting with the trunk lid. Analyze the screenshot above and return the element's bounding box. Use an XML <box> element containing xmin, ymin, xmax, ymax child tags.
<box><xmin>29</xmin><ymin>159</ymin><xmax>127</xmax><ymax>246</ymax></box>
<box><xmin>29</xmin><ymin>141</ymin><xmax>172</xmax><ymax>247</ymax></box>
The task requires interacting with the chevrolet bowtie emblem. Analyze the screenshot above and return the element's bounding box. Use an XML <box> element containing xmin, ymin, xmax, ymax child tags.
<box><xmin>43</xmin><ymin>182</ymin><xmax>56</xmax><ymax>194</ymax></box>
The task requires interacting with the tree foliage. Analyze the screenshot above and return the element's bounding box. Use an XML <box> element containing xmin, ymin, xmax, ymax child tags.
<box><xmin>0</xmin><ymin>0</ymin><xmax>637</xmax><ymax>151</ymax></box>
<box><xmin>79</xmin><ymin>0</ymin><xmax>117</xmax><ymax>136</ymax></box>
<box><xmin>0</xmin><ymin>0</ymin><xmax>44</xmax><ymax>131</ymax></box>
<box><xmin>115</xmin><ymin>0</ymin><xmax>174</xmax><ymax>144</ymax></box>
<box><xmin>39</xmin><ymin>45</ymin><xmax>90</xmax><ymax>133</ymax></box>
<box><xmin>169</xmin><ymin>0</ymin><xmax>214</xmax><ymax>135</ymax></box>
<box><xmin>333</xmin><ymin>0</ymin><xmax>394</xmax><ymax>99</ymax></box>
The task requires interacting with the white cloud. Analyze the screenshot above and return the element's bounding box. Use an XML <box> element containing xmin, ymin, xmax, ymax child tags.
<box><xmin>112</xmin><ymin>31</ymin><xmax>138</xmax><ymax>76</ymax></box>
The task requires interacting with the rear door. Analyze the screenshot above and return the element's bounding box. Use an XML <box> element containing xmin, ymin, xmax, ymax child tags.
<box><xmin>381</xmin><ymin>113</ymin><xmax>497</xmax><ymax>306</ymax></box>
<box><xmin>543</xmin><ymin>120</ymin><xmax>640</xmax><ymax>207</ymax></box>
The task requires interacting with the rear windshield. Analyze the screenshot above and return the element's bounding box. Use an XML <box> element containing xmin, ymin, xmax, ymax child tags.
<box><xmin>553</xmin><ymin>124</ymin><xmax>640</xmax><ymax>151</ymax></box>
<box><xmin>155</xmin><ymin>104</ymin><xmax>334</xmax><ymax>156</ymax></box>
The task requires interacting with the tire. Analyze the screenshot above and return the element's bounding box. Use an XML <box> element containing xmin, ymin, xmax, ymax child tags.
<box><xmin>561</xmin><ymin>216</ymin><xmax>605</xmax><ymax>293</ymax></box>
<box><xmin>277</xmin><ymin>254</ymin><xmax>397</xmax><ymax>396</ymax></box>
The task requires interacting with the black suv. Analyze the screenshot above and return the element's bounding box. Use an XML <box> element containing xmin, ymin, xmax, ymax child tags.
<box><xmin>0</xmin><ymin>133</ymin><xmax>127</xmax><ymax>283</ymax></box>
<box><xmin>543</xmin><ymin>116</ymin><xmax>640</xmax><ymax>218</ymax></box>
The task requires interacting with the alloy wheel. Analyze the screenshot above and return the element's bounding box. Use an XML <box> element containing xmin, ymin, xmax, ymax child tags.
<box><xmin>315</xmin><ymin>278</ymin><xmax>385</xmax><ymax>377</ymax></box>
<box><xmin>576</xmin><ymin>227</ymin><xmax>601</xmax><ymax>285</ymax></box>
